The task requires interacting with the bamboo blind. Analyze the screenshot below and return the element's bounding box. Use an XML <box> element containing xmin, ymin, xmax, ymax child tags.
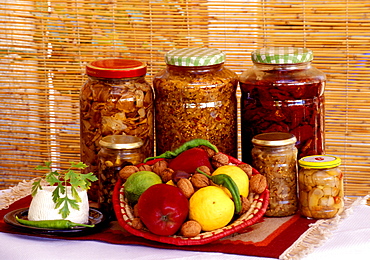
<box><xmin>0</xmin><ymin>0</ymin><xmax>369</xmax><ymax>199</ymax></box>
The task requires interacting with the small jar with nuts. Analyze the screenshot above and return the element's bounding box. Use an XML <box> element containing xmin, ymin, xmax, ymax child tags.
<box><xmin>298</xmin><ymin>155</ymin><xmax>344</xmax><ymax>219</ymax></box>
<box><xmin>98</xmin><ymin>135</ymin><xmax>145</xmax><ymax>218</ymax></box>
<box><xmin>251</xmin><ymin>132</ymin><xmax>298</xmax><ymax>217</ymax></box>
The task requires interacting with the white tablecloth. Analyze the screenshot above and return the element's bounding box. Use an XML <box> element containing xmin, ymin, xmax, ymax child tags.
<box><xmin>1</xmin><ymin>201</ymin><xmax>370</xmax><ymax>260</ymax></box>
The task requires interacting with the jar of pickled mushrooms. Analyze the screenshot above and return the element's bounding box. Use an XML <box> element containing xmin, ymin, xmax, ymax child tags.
<box><xmin>153</xmin><ymin>47</ymin><xmax>238</xmax><ymax>157</ymax></box>
<box><xmin>240</xmin><ymin>47</ymin><xmax>326</xmax><ymax>164</ymax></box>
<box><xmin>80</xmin><ymin>59</ymin><xmax>154</xmax><ymax>200</ymax></box>
<box><xmin>98</xmin><ymin>135</ymin><xmax>144</xmax><ymax>218</ymax></box>
<box><xmin>298</xmin><ymin>155</ymin><xmax>344</xmax><ymax>219</ymax></box>
<box><xmin>252</xmin><ymin>132</ymin><xmax>298</xmax><ymax>217</ymax></box>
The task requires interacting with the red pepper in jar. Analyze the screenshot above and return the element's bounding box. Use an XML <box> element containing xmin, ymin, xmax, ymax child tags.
<box><xmin>240</xmin><ymin>47</ymin><xmax>326</xmax><ymax>163</ymax></box>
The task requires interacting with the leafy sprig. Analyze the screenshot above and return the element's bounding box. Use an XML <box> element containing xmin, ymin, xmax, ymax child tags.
<box><xmin>32</xmin><ymin>162</ymin><xmax>98</xmax><ymax>219</ymax></box>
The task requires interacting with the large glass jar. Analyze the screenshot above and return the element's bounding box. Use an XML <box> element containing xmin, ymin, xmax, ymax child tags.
<box><xmin>80</xmin><ymin>59</ymin><xmax>154</xmax><ymax>201</ymax></box>
<box><xmin>98</xmin><ymin>135</ymin><xmax>144</xmax><ymax>218</ymax></box>
<box><xmin>240</xmin><ymin>47</ymin><xmax>326</xmax><ymax>164</ymax></box>
<box><xmin>298</xmin><ymin>155</ymin><xmax>344</xmax><ymax>219</ymax></box>
<box><xmin>153</xmin><ymin>48</ymin><xmax>238</xmax><ymax>157</ymax></box>
<box><xmin>252</xmin><ymin>132</ymin><xmax>298</xmax><ymax>217</ymax></box>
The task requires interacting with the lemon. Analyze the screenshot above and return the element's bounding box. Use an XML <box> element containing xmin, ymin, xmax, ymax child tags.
<box><xmin>189</xmin><ymin>186</ymin><xmax>234</xmax><ymax>231</ymax></box>
<box><xmin>124</xmin><ymin>171</ymin><xmax>162</xmax><ymax>204</ymax></box>
<box><xmin>212</xmin><ymin>165</ymin><xmax>249</xmax><ymax>198</ymax></box>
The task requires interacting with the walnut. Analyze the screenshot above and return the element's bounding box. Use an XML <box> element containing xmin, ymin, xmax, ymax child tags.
<box><xmin>152</xmin><ymin>160</ymin><xmax>168</xmax><ymax>176</ymax></box>
<box><xmin>177</xmin><ymin>178</ymin><xmax>194</xmax><ymax>198</ymax></box>
<box><xmin>238</xmin><ymin>163</ymin><xmax>253</xmax><ymax>178</ymax></box>
<box><xmin>133</xmin><ymin>204</ymin><xmax>140</xmax><ymax>217</ymax></box>
<box><xmin>131</xmin><ymin>217</ymin><xmax>143</xmax><ymax>230</ymax></box>
<box><xmin>211</xmin><ymin>153</ymin><xmax>229</xmax><ymax>168</ymax></box>
<box><xmin>138</xmin><ymin>164</ymin><xmax>152</xmax><ymax>172</ymax></box>
<box><xmin>197</xmin><ymin>165</ymin><xmax>211</xmax><ymax>175</ymax></box>
<box><xmin>119</xmin><ymin>165</ymin><xmax>139</xmax><ymax>180</ymax></box>
<box><xmin>250</xmin><ymin>174</ymin><xmax>267</xmax><ymax>194</ymax></box>
<box><xmin>180</xmin><ymin>220</ymin><xmax>202</xmax><ymax>238</ymax></box>
<box><xmin>198</xmin><ymin>145</ymin><xmax>217</xmax><ymax>158</ymax></box>
<box><xmin>191</xmin><ymin>173</ymin><xmax>209</xmax><ymax>189</ymax></box>
<box><xmin>160</xmin><ymin>167</ymin><xmax>174</xmax><ymax>183</ymax></box>
<box><xmin>239</xmin><ymin>195</ymin><xmax>251</xmax><ymax>215</ymax></box>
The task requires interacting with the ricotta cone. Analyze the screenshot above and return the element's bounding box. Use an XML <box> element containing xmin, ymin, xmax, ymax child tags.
<box><xmin>28</xmin><ymin>186</ymin><xmax>89</xmax><ymax>224</ymax></box>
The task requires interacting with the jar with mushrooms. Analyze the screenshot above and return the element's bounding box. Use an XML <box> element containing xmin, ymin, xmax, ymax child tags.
<box><xmin>80</xmin><ymin>59</ymin><xmax>154</xmax><ymax>200</ymax></box>
<box><xmin>298</xmin><ymin>155</ymin><xmax>344</xmax><ymax>219</ymax></box>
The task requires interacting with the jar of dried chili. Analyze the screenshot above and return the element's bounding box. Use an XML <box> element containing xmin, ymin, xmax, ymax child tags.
<box><xmin>240</xmin><ymin>47</ymin><xmax>326</xmax><ymax>164</ymax></box>
<box><xmin>98</xmin><ymin>135</ymin><xmax>144</xmax><ymax>218</ymax></box>
<box><xmin>80</xmin><ymin>59</ymin><xmax>154</xmax><ymax>201</ymax></box>
<box><xmin>153</xmin><ymin>48</ymin><xmax>238</xmax><ymax>157</ymax></box>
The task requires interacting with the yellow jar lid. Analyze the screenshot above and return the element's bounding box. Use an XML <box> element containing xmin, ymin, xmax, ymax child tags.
<box><xmin>298</xmin><ymin>155</ymin><xmax>341</xmax><ymax>169</ymax></box>
<box><xmin>99</xmin><ymin>135</ymin><xmax>143</xmax><ymax>150</ymax></box>
<box><xmin>252</xmin><ymin>132</ymin><xmax>297</xmax><ymax>146</ymax></box>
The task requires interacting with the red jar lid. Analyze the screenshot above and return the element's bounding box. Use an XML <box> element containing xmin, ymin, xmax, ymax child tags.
<box><xmin>86</xmin><ymin>59</ymin><xmax>147</xmax><ymax>78</ymax></box>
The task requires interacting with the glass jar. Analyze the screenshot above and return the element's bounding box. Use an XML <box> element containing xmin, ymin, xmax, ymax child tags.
<box><xmin>153</xmin><ymin>47</ymin><xmax>238</xmax><ymax>157</ymax></box>
<box><xmin>97</xmin><ymin>135</ymin><xmax>144</xmax><ymax>218</ymax></box>
<box><xmin>252</xmin><ymin>132</ymin><xmax>298</xmax><ymax>217</ymax></box>
<box><xmin>80</xmin><ymin>59</ymin><xmax>154</xmax><ymax>201</ymax></box>
<box><xmin>240</xmin><ymin>47</ymin><xmax>326</xmax><ymax>164</ymax></box>
<box><xmin>298</xmin><ymin>155</ymin><xmax>344</xmax><ymax>219</ymax></box>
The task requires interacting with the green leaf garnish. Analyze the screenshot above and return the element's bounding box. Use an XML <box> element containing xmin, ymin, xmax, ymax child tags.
<box><xmin>33</xmin><ymin>161</ymin><xmax>97</xmax><ymax>219</ymax></box>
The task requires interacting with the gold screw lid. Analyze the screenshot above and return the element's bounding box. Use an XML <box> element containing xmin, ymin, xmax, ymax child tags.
<box><xmin>251</xmin><ymin>132</ymin><xmax>297</xmax><ymax>147</ymax></box>
<box><xmin>99</xmin><ymin>135</ymin><xmax>143</xmax><ymax>150</ymax></box>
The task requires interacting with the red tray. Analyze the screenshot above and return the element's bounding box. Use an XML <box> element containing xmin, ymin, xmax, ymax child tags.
<box><xmin>112</xmin><ymin>155</ymin><xmax>269</xmax><ymax>246</ymax></box>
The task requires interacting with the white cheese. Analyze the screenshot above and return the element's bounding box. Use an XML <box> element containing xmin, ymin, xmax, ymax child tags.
<box><xmin>28</xmin><ymin>186</ymin><xmax>89</xmax><ymax>224</ymax></box>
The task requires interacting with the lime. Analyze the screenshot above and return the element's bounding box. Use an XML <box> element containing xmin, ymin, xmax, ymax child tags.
<box><xmin>124</xmin><ymin>171</ymin><xmax>162</xmax><ymax>204</ymax></box>
<box><xmin>212</xmin><ymin>165</ymin><xmax>249</xmax><ymax>197</ymax></box>
<box><xmin>189</xmin><ymin>186</ymin><xmax>234</xmax><ymax>231</ymax></box>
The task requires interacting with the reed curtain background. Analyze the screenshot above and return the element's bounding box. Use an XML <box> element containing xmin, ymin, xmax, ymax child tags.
<box><xmin>1</xmin><ymin>0</ymin><xmax>369</xmax><ymax>198</ymax></box>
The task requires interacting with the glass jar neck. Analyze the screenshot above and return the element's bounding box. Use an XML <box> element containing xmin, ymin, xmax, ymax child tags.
<box><xmin>253</xmin><ymin>61</ymin><xmax>312</xmax><ymax>71</ymax></box>
<box><xmin>166</xmin><ymin>63</ymin><xmax>224</xmax><ymax>73</ymax></box>
<box><xmin>87</xmin><ymin>74</ymin><xmax>146</xmax><ymax>82</ymax></box>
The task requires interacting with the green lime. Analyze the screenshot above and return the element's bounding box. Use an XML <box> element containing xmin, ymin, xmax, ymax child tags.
<box><xmin>124</xmin><ymin>171</ymin><xmax>162</xmax><ymax>204</ymax></box>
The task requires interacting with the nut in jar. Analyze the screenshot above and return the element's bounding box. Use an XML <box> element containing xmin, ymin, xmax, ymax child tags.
<box><xmin>298</xmin><ymin>155</ymin><xmax>344</xmax><ymax>219</ymax></box>
<box><xmin>251</xmin><ymin>132</ymin><xmax>298</xmax><ymax>217</ymax></box>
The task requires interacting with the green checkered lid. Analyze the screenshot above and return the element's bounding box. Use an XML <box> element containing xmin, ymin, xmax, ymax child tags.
<box><xmin>252</xmin><ymin>47</ymin><xmax>313</xmax><ymax>64</ymax></box>
<box><xmin>165</xmin><ymin>47</ymin><xmax>226</xmax><ymax>66</ymax></box>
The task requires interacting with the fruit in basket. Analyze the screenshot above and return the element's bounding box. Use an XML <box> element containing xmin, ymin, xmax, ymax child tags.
<box><xmin>168</xmin><ymin>147</ymin><xmax>213</xmax><ymax>173</ymax></box>
<box><xmin>137</xmin><ymin>184</ymin><xmax>189</xmax><ymax>236</ymax></box>
<box><xmin>124</xmin><ymin>171</ymin><xmax>162</xmax><ymax>204</ymax></box>
<box><xmin>212</xmin><ymin>165</ymin><xmax>249</xmax><ymax>197</ymax></box>
<box><xmin>189</xmin><ymin>186</ymin><xmax>234</xmax><ymax>231</ymax></box>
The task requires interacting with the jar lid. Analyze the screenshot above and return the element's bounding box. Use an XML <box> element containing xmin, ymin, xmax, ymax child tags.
<box><xmin>251</xmin><ymin>47</ymin><xmax>313</xmax><ymax>64</ymax></box>
<box><xmin>252</xmin><ymin>132</ymin><xmax>297</xmax><ymax>146</ymax></box>
<box><xmin>99</xmin><ymin>135</ymin><xmax>143</xmax><ymax>150</ymax></box>
<box><xmin>86</xmin><ymin>59</ymin><xmax>147</xmax><ymax>78</ymax></box>
<box><xmin>164</xmin><ymin>47</ymin><xmax>225</xmax><ymax>66</ymax></box>
<box><xmin>299</xmin><ymin>155</ymin><xmax>342</xmax><ymax>169</ymax></box>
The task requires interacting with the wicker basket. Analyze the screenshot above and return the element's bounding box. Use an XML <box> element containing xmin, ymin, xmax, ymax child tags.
<box><xmin>112</xmin><ymin>155</ymin><xmax>269</xmax><ymax>246</ymax></box>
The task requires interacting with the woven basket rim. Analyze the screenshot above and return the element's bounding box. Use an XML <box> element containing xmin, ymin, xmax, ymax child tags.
<box><xmin>112</xmin><ymin>154</ymin><xmax>269</xmax><ymax>246</ymax></box>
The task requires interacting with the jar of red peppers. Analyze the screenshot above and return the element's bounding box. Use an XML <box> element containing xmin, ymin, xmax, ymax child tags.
<box><xmin>153</xmin><ymin>48</ymin><xmax>238</xmax><ymax>157</ymax></box>
<box><xmin>240</xmin><ymin>47</ymin><xmax>326</xmax><ymax>164</ymax></box>
<box><xmin>80</xmin><ymin>59</ymin><xmax>154</xmax><ymax>200</ymax></box>
<box><xmin>298</xmin><ymin>155</ymin><xmax>344</xmax><ymax>219</ymax></box>
<box><xmin>98</xmin><ymin>135</ymin><xmax>144</xmax><ymax>218</ymax></box>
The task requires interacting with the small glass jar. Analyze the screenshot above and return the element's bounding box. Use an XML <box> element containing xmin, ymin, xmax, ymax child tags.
<box><xmin>80</xmin><ymin>59</ymin><xmax>154</xmax><ymax>201</ymax></box>
<box><xmin>98</xmin><ymin>135</ymin><xmax>145</xmax><ymax>217</ymax></box>
<box><xmin>240</xmin><ymin>47</ymin><xmax>326</xmax><ymax>164</ymax></box>
<box><xmin>153</xmin><ymin>47</ymin><xmax>238</xmax><ymax>157</ymax></box>
<box><xmin>252</xmin><ymin>132</ymin><xmax>298</xmax><ymax>217</ymax></box>
<box><xmin>298</xmin><ymin>155</ymin><xmax>344</xmax><ymax>219</ymax></box>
